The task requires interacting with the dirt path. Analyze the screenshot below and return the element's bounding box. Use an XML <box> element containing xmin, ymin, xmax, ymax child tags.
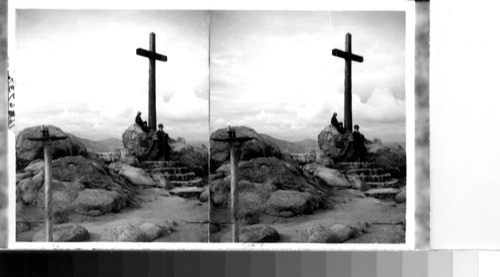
<box><xmin>17</xmin><ymin>187</ymin><xmax>208</xmax><ymax>242</ymax></box>
<box><xmin>211</xmin><ymin>189</ymin><xmax>405</xmax><ymax>243</ymax></box>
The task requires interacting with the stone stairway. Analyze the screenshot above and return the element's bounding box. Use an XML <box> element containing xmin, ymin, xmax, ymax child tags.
<box><xmin>140</xmin><ymin>161</ymin><xmax>205</xmax><ymax>198</ymax></box>
<box><xmin>334</xmin><ymin>162</ymin><xmax>401</xmax><ymax>199</ymax></box>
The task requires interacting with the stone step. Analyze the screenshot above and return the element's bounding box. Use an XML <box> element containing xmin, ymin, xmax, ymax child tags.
<box><xmin>341</xmin><ymin>168</ymin><xmax>385</xmax><ymax>176</ymax></box>
<box><xmin>140</xmin><ymin>161</ymin><xmax>180</xmax><ymax>169</ymax></box>
<box><xmin>335</xmin><ymin>162</ymin><xmax>376</xmax><ymax>170</ymax></box>
<box><xmin>364</xmin><ymin>188</ymin><xmax>400</xmax><ymax>199</ymax></box>
<box><xmin>365</xmin><ymin>178</ymin><xmax>399</xmax><ymax>189</ymax></box>
<box><xmin>351</xmin><ymin>173</ymin><xmax>392</xmax><ymax>183</ymax></box>
<box><xmin>147</xmin><ymin>167</ymin><xmax>189</xmax><ymax>175</ymax></box>
<box><xmin>165</xmin><ymin>172</ymin><xmax>196</xmax><ymax>182</ymax></box>
<box><xmin>169</xmin><ymin>187</ymin><xmax>205</xmax><ymax>198</ymax></box>
<box><xmin>169</xmin><ymin>177</ymin><xmax>204</xmax><ymax>188</ymax></box>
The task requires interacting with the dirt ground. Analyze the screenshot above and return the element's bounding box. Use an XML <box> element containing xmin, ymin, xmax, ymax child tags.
<box><xmin>211</xmin><ymin>188</ymin><xmax>406</xmax><ymax>243</ymax></box>
<box><xmin>17</xmin><ymin>187</ymin><xmax>405</xmax><ymax>244</ymax></box>
<box><xmin>17</xmin><ymin>187</ymin><xmax>208</xmax><ymax>242</ymax></box>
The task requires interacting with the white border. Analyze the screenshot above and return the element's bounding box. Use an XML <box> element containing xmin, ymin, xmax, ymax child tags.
<box><xmin>8</xmin><ymin>1</ymin><xmax>416</xmax><ymax>250</ymax></box>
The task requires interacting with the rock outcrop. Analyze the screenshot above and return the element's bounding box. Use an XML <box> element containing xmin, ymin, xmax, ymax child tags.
<box><xmin>16</xmin><ymin>125</ymin><xmax>87</xmax><ymax>169</ymax></box>
<box><xmin>317</xmin><ymin>125</ymin><xmax>406</xmax><ymax>178</ymax></box>
<box><xmin>112</xmin><ymin>222</ymin><xmax>174</xmax><ymax>242</ymax></box>
<box><xmin>264</xmin><ymin>190</ymin><xmax>317</xmax><ymax>217</ymax></box>
<box><xmin>301</xmin><ymin>224</ymin><xmax>355</xmax><ymax>243</ymax></box>
<box><xmin>122</xmin><ymin>124</ymin><xmax>208</xmax><ymax>176</ymax></box>
<box><xmin>210</xmin><ymin>126</ymin><xmax>281</xmax><ymax>171</ymax></box>
<box><xmin>366</xmin><ymin>139</ymin><xmax>406</xmax><ymax>178</ymax></box>
<box><xmin>16</xmin><ymin>156</ymin><xmax>136</xmax><ymax>215</ymax></box>
<box><xmin>317</xmin><ymin>125</ymin><xmax>351</xmax><ymax>162</ymax></box>
<box><xmin>170</xmin><ymin>139</ymin><xmax>208</xmax><ymax>177</ymax></box>
<box><xmin>220</xmin><ymin>225</ymin><xmax>280</xmax><ymax>242</ymax></box>
<box><xmin>32</xmin><ymin>224</ymin><xmax>90</xmax><ymax>242</ymax></box>
<box><xmin>122</xmin><ymin>124</ymin><xmax>159</xmax><ymax>161</ymax></box>
<box><xmin>313</xmin><ymin>166</ymin><xmax>351</xmax><ymax>188</ymax></box>
<box><xmin>73</xmin><ymin>189</ymin><xmax>127</xmax><ymax>214</ymax></box>
<box><xmin>210</xmin><ymin>157</ymin><xmax>330</xmax><ymax>223</ymax></box>
<box><xmin>108</xmin><ymin>162</ymin><xmax>156</xmax><ymax>187</ymax></box>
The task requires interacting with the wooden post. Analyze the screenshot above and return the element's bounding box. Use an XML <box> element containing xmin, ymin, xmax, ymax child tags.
<box><xmin>229</xmin><ymin>144</ymin><xmax>239</xmax><ymax>242</ymax></box>
<box><xmin>148</xmin><ymin>32</ymin><xmax>157</xmax><ymax>131</ymax></box>
<box><xmin>344</xmin><ymin>33</ymin><xmax>352</xmax><ymax>132</ymax></box>
<box><xmin>44</xmin><ymin>144</ymin><xmax>53</xmax><ymax>242</ymax></box>
<box><xmin>27</xmin><ymin>126</ymin><xmax>66</xmax><ymax>242</ymax></box>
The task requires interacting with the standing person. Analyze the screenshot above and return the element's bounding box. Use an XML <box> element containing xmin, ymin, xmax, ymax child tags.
<box><xmin>157</xmin><ymin>124</ymin><xmax>171</xmax><ymax>160</ymax></box>
<box><xmin>330</xmin><ymin>112</ymin><xmax>345</xmax><ymax>134</ymax></box>
<box><xmin>352</xmin><ymin>124</ymin><xmax>367</xmax><ymax>162</ymax></box>
<box><xmin>135</xmin><ymin>111</ymin><xmax>149</xmax><ymax>133</ymax></box>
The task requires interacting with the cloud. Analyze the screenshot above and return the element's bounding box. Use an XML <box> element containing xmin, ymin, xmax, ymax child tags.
<box><xmin>209</xmin><ymin>11</ymin><xmax>406</xmax><ymax>142</ymax></box>
<box><xmin>354</xmin><ymin>88</ymin><xmax>406</xmax><ymax>124</ymax></box>
<box><xmin>14</xmin><ymin>10</ymin><xmax>209</xmax><ymax>141</ymax></box>
<box><xmin>211</xmin><ymin>87</ymin><xmax>405</xmax><ymax>142</ymax></box>
<box><xmin>157</xmin><ymin>85</ymin><xmax>208</xmax><ymax>122</ymax></box>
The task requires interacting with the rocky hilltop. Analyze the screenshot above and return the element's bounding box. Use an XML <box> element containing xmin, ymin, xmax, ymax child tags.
<box><xmin>16</xmin><ymin>125</ymin><xmax>88</xmax><ymax>170</ymax></box>
<box><xmin>123</xmin><ymin>123</ymin><xmax>208</xmax><ymax>176</ymax></box>
<box><xmin>317</xmin><ymin>124</ymin><xmax>406</xmax><ymax>178</ymax></box>
<box><xmin>210</xmin><ymin>126</ymin><xmax>340</xmax><ymax>224</ymax></box>
<box><xmin>210</xmin><ymin>125</ymin><xmax>406</xmax><ymax>243</ymax></box>
<box><xmin>15</xmin><ymin>124</ymin><xmax>209</xmax><ymax>242</ymax></box>
<box><xmin>210</xmin><ymin>126</ymin><xmax>282</xmax><ymax>170</ymax></box>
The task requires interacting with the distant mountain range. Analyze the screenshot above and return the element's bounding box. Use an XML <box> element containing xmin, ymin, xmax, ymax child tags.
<box><xmin>261</xmin><ymin>134</ymin><xmax>404</xmax><ymax>154</ymax></box>
<box><xmin>260</xmin><ymin>134</ymin><xmax>319</xmax><ymax>154</ymax></box>
<box><xmin>75</xmin><ymin>136</ymin><xmax>123</xmax><ymax>153</ymax></box>
<box><xmin>75</xmin><ymin>136</ymin><xmax>209</xmax><ymax>153</ymax></box>
<box><xmin>75</xmin><ymin>132</ymin><xmax>400</xmax><ymax>155</ymax></box>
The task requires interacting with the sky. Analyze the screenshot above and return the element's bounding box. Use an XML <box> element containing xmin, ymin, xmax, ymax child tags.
<box><xmin>210</xmin><ymin>11</ymin><xmax>406</xmax><ymax>143</ymax></box>
<box><xmin>14</xmin><ymin>10</ymin><xmax>209</xmax><ymax>142</ymax></box>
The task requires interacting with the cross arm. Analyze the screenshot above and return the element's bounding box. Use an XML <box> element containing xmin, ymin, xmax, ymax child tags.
<box><xmin>136</xmin><ymin>48</ymin><xmax>168</xmax><ymax>62</ymax></box>
<box><xmin>332</xmin><ymin>49</ymin><xmax>364</xmax><ymax>63</ymax></box>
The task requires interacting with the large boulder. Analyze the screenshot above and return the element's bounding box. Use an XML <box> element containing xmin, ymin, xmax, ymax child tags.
<box><xmin>170</xmin><ymin>139</ymin><xmax>208</xmax><ymax>176</ymax></box>
<box><xmin>108</xmin><ymin>162</ymin><xmax>156</xmax><ymax>187</ymax></box>
<box><xmin>16</xmin><ymin>125</ymin><xmax>88</xmax><ymax>169</ymax></box>
<box><xmin>301</xmin><ymin>224</ymin><xmax>355</xmax><ymax>243</ymax></box>
<box><xmin>318</xmin><ymin>126</ymin><xmax>406</xmax><ymax>177</ymax></box>
<box><xmin>122</xmin><ymin>124</ymin><xmax>159</xmax><ymax>161</ymax></box>
<box><xmin>220</xmin><ymin>225</ymin><xmax>280</xmax><ymax>242</ymax></box>
<box><xmin>395</xmin><ymin>189</ymin><xmax>406</xmax><ymax>204</ymax></box>
<box><xmin>211</xmin><ymin>157</ymin><xmax>329</xmax><ymax>223</ymax></box>
<box><xmin>73</xmin><ymin>189</ymin><xmax>127</xmax><ymax>214</ymax></box>
<box><xmin>16</xmin><ymin>156</ymin><xmax>135</xmax><ymax>213</ymax></box>
<box><xmin>366</xmin><ymin>139</ymin><xmax>406</xmax><ymax>178</ymax></box>
<box><xmin>33</xmin><ymin>223</ymin><xmax>90</xmax><ymax>242</ymax></box>
<box><xmin>317</xmin><ymin>125</ymin><xmax>351</xmax><ymax>162</ymax></box>
<box><xmin>210</xmin><ymin>126</ymin><xmax>281</xmax><ymax>171</ymax></box>
<box><xmin>120</xmin><ymin>149</ymin><xmax>140</xmax><ymax>166</ymax></box>
<box><xmin>113</xmin><ymin>225</ymin><xmax>149</xmax><ymax>242</ymax></box>
<box><xmin>112</xmin><ymin>223</ymin><xmax>172</xmax><ymax>242</ymax></box>
<box><xmin>313</xmin><ymin>166</ymin><xmax>351</xmax><ymax>188</ymax></box>
<box><xmin>139</xmin><ymin>223</ymin><xmax>172</xmax><ymax>241</ymax></box>
<box><xmin>264</xmin><ymin>190</ymin><xmax>317</xmax><ymax>217</ymax></box>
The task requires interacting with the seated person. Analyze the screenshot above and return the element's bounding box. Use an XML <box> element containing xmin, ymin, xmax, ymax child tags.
<box><xmin>330</xmin><ymin>112</ymin><xmax>345</xmax><ymax>134</ymax></box>
<box><xmin>135</xmin><ymin>111</ymin><xmax>149</xmax><ymax>133</ymax></box>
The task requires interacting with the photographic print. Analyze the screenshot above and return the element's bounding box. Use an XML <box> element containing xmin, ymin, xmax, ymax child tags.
<box><xmin>209</xmin><ymin>10</ymin><xmax>410</xmax><ymax>245</ymax></box>
<box><xmin>12</xmin><ymin>10</ymin><xmax>210</xmax><ymax>243</ymax></box>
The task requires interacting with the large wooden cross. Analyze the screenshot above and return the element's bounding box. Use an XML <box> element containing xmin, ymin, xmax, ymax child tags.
<box><xmin>136</xmin><ymin>32</ymin><xmax>167</xmax><ymax>131</ymax></box>
<box><xmin>332</xmin><ymin>33</ymin><xmax>363</xmax><ymax>133</ymax></box>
